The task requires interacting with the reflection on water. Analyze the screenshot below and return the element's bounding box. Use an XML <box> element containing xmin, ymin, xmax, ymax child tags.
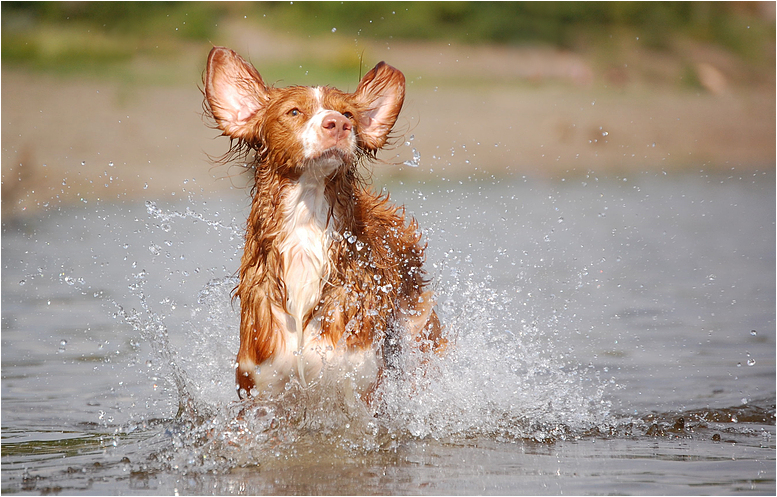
<box><xmin>2</xmin><ymin>171</ymin><xmax>774</xmax><ymax>494</ymax></box>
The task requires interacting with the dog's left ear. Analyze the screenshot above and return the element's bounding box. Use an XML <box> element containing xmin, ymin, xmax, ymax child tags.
<box><xmin>353</xmin><ymin>62</ymin><xmax>405</xmax><ymax>150</ymax></box>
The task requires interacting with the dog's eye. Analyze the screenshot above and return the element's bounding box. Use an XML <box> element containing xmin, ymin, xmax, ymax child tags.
<box><xmin>342</xmin><ymin>111</ymin><xmax>354</xmax><ymax>120</ymax></box>
<box><xmin>288</xmin><ymin>108</ymin><xmax>301</xmax><ymax>117</ymax></box>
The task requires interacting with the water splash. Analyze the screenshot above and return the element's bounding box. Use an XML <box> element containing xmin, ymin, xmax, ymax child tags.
<box><xmin>61</xmin><ymin>198</ymin><xmax>614</xmax><ymax>472</ymax></box>
<box><xmin>112</xmin><ymin>273</ymin><xmax>200</xmax><ymax>418</ymax></box>
<box><xmin>60</xmin><ymin>267</ymin><xmax>210</xmax><ymax>426</ymax></box>
<box><xmin>130</xmin><ymin>268</ymin><xmax>613</xmax><ymax>474</ymax></box>
<box><xmin>377</xmin><ymin>277</ymin><xmax>611</xmax><ymax>442</ymax></box>
<box><xmin>403</xmin><ymin>134</ymin><xmax>421</xmax><ymax>167</ymax></box>
<box><xmin>144</xmin><ymin>200</ymin><xmax>241</xmax><ymax>238</ymax></box>
<box><xmin>403</xmin><ymin>148</ymin><xmax>421</xmax><ymax>168</ymax></box>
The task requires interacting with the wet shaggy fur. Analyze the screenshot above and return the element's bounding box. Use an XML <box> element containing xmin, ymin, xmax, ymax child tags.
<box><xmin>203</xmin><ymin>47</ymin><xmax>444</xmax><ymax>401</ymax></box>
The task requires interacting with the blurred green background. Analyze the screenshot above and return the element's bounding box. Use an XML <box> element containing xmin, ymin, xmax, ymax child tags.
<box><xmin>3</xmin><ymin>1</ymin><xmax>774</xmax><ymax>85</ymax></box>
<box><xmin>2</xmin><ymin>2</ymin><xmax>775</xmax><ymax>218</ymax></box>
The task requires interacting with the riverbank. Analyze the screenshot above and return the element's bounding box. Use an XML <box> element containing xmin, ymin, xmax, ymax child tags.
<box><xmin>2</xmin><ymin>24</ymin><xmax>774</xmax><ymax>219</ymax></box>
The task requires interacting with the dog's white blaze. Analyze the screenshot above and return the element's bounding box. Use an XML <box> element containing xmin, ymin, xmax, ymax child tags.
<box><xmin>301</xmin><ymin>87</ymin><xmax>326</xmax><ymax>159</ymax></box>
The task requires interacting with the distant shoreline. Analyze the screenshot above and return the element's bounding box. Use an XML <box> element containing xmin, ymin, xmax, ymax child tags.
<box><xmin>2</xmin><ymin>33</ymin><xmax>774</xmax><ymax>219</ymax></box>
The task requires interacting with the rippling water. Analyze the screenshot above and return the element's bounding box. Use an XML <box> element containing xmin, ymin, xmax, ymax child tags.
<box><xmin>2</xmin><ymin>169</ymin><xmax>774</xmax><ymax>494</ymax></box>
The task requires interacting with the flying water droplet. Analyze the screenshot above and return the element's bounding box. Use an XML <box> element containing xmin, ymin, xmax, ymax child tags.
<box><xmin>403</xmin><ymin>148</ymin><xmax>421</xmax><ymax>168</ymax></box>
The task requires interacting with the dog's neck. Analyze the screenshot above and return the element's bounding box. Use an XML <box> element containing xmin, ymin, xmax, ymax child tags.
<box><xmin>279</xmin><ymin>169</ymin><xmax>333</xmax><ymax>320</ymax></box>
<box><xmin>242</xmin><ymin>161</ymin><xmax>364</xmax><ymax>303</ymax></box>
<box><xmin>245</xmin><ymin>163</ymin><xmax>357</xmax><ymax>383</ymax></box>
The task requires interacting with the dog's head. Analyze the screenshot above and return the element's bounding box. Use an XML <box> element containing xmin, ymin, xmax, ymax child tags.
<box><xmin>204</xmin><ymin>47</ymin><xmax>405</xmax><ymax>174</ymax></box>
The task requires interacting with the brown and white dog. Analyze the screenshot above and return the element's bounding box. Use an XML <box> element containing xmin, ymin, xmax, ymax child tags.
<box><xmin>203</xmin><ymin>47</ymin><xmax>444</xmax><ymax>401</ymax></box>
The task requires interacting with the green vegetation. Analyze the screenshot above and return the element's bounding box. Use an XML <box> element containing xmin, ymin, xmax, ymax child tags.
<box><xmin>2</xmin><ymin>2</ymin><xmax>219</xmax><ymax>76</ymax></box>
<box><xmin>257</xmin><ymin>1</ymin><xmax>770</xmax><ymax>53</ymax></box>
<box><xmin>2</xmin><ymin>2</ymin><xmax>773</xmax><ymax>80</ymax></box>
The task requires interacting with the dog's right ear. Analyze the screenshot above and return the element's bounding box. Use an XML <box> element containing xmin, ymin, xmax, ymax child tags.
<box><xmin>205</xmin><ymin>47</ymin><xmax>268</xmax><ymax>142</ymax></box>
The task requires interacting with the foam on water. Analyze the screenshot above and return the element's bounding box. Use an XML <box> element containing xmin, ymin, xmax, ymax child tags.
<box><xmin>89</xmin><ymin>198</ymin><xmax>615</xmax><ymax>472</ymax></box>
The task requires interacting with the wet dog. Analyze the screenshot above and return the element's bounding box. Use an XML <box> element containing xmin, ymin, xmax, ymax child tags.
<box><xmin>203</xmin><ymin>47</ymin><xmax>444</xmax><ymax>401</ymax></box>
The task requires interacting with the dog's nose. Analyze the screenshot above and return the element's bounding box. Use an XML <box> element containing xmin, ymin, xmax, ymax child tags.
<box><xmin>322</xmin><ymin>113</ymin><xmax>352</xmax><ymax>137</ymax></box>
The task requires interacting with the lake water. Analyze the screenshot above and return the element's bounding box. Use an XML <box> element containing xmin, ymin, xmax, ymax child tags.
<box><xmin>2</xmin><ymin>168</ymin><xmax>774</xmax><ymax>495</ymax></box>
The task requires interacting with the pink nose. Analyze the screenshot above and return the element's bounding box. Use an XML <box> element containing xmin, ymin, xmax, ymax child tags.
<box><xmin>322</xmin><ymin>113</ymin><xmax>352</xmax><ymax>139</ymax></box>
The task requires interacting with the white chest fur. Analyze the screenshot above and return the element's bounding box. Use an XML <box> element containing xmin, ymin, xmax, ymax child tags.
<box><xmin>278</xmin><ymin>172</ymin><xmax>332</xmax><ymax>361</ymax></box>
<box><xmin>250</xmin><ymin>171</ymin><xmax>379</xmax><ymax>396</ymax></box>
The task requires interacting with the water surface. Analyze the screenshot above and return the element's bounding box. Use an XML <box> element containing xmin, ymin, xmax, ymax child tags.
<box><xmin>2</xmin><ymin>169</ymin><xmax>774</xmax><ymax>494</ymax></box>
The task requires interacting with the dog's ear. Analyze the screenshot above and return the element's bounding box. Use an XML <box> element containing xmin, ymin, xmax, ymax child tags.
<box><xmin>205</xmin><ymin>47</ymin><xmax>268</xmax><ymax>142</ymax></box>
<box><xmin>353</xmin><ymin>61</ymin><xmax>405</xmax><ymax>151</ymax></box>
